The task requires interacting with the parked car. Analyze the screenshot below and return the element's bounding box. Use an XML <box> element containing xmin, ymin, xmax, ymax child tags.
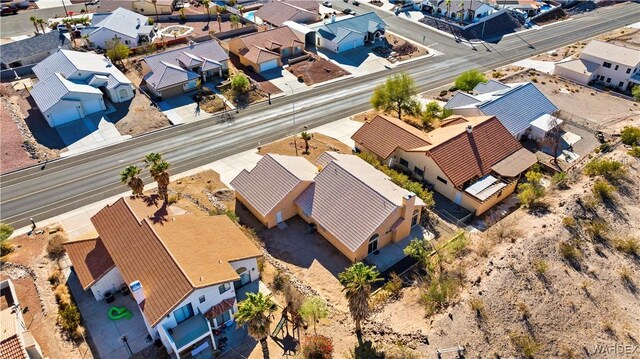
<box><xmin>1</xmin><ymin>4</ymin><xmax>18</xmax><ymax>15</ymax></box>
<box><xmin>57</xmin><ymin>23</ymin><xmax>69</xmax><ymax>32</ymax></box>
<box><xmin>342</xmin><ymin>8</ymin><xmax>353</xmax><ymax>14</ymax></box>
<box><xmin>86</xmin><ymin>0</ymin><xmax>99</xmax><ymax>5</ymax></box>
<box><xmin>322</xmin><ymin>1</ymin><xmax>332</xmax><ymax>7</ymax></box>
<box><xmin>353</xmin><ymin>0</ymin><xmax>360</xmax><ymax>5</ymax></box>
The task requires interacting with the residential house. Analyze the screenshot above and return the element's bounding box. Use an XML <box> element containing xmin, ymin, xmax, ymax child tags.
<box><xmin>254</xmin><ymin>0</ymin><xmax>319</xmax><ymax>27</ymax></box>
<box><xmin>63</xmin><ymin>195</ymin><xmax>263</xmax><ymax>358</ymax></box>
<box><xmin>228</xmin><ymin>26</ymin><xmax>304</xmax><ymax>72</ymax></box>
<box><xmin>488</xmin><ymin>0</ymin><xmax>546</xmax><ymax>16</ymax></box>
<box><xmin>0</xmin><ymin>279</ymin><xmax>45</xmax><ymax>359</ymax></box>
<box><xmin>314</xmin><ymin>12</ymin><xmax>386</xmax><ymax>53</ymax></box>
<box><xmin>444</xmin><ymin>80</ymin><xmax>559</xmax><ymax>140</ymax></box>
<box><xmin>352</xmin><ymin>115</ymin><xmax>537</xmax><ymax>215</ymax></box>
<box><xmin>231</xmin><ymin>153</ymin><xmax>425</xmax><ymax>262</ymax></box>
<box><xmin>30</xmin><ymin>49</ymin><xmax>134</xmax><ymax>127</ymax></box>
<box><xmin>553</xmin><ymin>40</ymin><xmax>640</xmax><ymax>91</ymax></box>
<box><xmin>82</xmin><ymin>7</ymin><xmax>156</xmax><ymax>49</ymax></box>
<box><xmin>96</xmin><ymin>0</ymin><xmax>175</xmax><ymax>14</ymax></box>
<box><xmin>423</xmin><ymin>0</ymin><xmax>495</xmax><ymax>21</ymax></box>
<box><xmin>141</xmin><ymin>40</ymin><xmax>229</xmax><ymax>99</ymax></box>
<box><xmin>0</xmin><ymin>31</ymin><xmax>71</xmax><ymax>70</ymax></box>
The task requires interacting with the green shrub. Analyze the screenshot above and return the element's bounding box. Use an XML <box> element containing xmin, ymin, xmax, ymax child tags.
<box><xmin>58</xmin><ymin>301</ymin><xmax>81</xmax><ymax>336</ymax></box>
<box><xmin>559</xmin><ymin>241</ymin><xmax>580</xmax><ymax>261</ymax></box>
<box><xmin>231</xmin><ymin>73</ymin><xmax>250</xmax><ymax>94</ymax></box>
<box><xmin>302</xmin><ymin>335</ymin><xmax>333</xmax><ymax>359</ymax></box>
<box><xmin>454</xmin><ymin>69</ymin><xmax>487</xmax><ymax>92</ymax></box>
<box><xmin>469</xmin><ymin>297</ymin><xmax>487</xmax><ymax>320</ymax></box>
<box><xmin>584</xmin><ymin>159</ymin><xmax>626</xmax><ymax>181</ymax></box>
<box><xmin>272</xmin><ymin>271</ymin><xmax>287</xmax><ymax>292</ymax></box>
<box><xmin>383</xmin><ymin>273</ymin><xmax>403</xmax><ymax>299</ymax></box>
<box><xmin>47</xmin><ymin>233</ymin><xmax>67</xmax><ymax>259</ymax></box>
<box><xmin>628</xmin><ymin>146</ymin><xmax>640</xmax><ymax>158</ymax></box>
<box><xmin>620</xmin><ymin>126</ymin><xmax>640</xmax><ymax>146</ymax></box>
<box><xmin>518</xmin><ymin>170</ymin><xmax>545</xmax><ymax>208</ymax></box>
<box><xmin>0</xmin><ymin>222</ymin><xmax>13</xmax><ymax>241</ymax></box>
<box><xmin>225</xmin><ymin>210</ymin><xmax>239</xmax><ymax>222</ymax></box>
<box><xmin>510</xmin><ymin>334</ymin><xmax>542</xmax><ymax>358</ymax></box>
<box><xmin>632</xmin><ymin>85</ymin><xmax>640</xmax><ymax>102</ymax></box>
<box><xmin>551</xmin><ymin>172</ymin><xmax>569</xmax><ymax>189</ymax></box>
<box><xmin>614</xmin><ymin>237</ymin><xmax>640</xmax><ymax>256</ymax></box>
<box><xmin>420</xmin><ymin>276</ymin><xmax>461</xmax><ymax>316</ymax></box>
<box><xmin>562</xmin><ymin>216</ymin><xmax>577</xmax><ymax>228</ymax></box>
<box><xmin>592</xmin><ymin>179</ymin><xmax>616</xmax><ymax>203</ymax></box>
<box><xmin>533</xmin><ymin>259</ymin><xmax>549</xmax><ymax>276</ymax></box>
<box><xmin>586</xmin><ymin>220</ymin><xmax>608</xmax><ymax>241</ymax></box>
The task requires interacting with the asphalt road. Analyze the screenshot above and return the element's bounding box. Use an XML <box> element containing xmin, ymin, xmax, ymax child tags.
<box><xmin>1</xmin><ymin>3</ymin><xmax>639</xmax><ymax>228</ymax></box>
<box><xmin>0</xmin><ymin>4</ymin><xmax>91</xmax><ymax>38</ymax></box>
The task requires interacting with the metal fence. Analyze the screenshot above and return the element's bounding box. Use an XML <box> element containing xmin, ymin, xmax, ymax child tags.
<box><xmin>0</xmin><ymin>64</ymin><xmax>36</xmax><ymax>82</ymax></box>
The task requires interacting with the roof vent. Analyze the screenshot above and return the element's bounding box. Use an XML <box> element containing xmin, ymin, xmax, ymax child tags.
<box><xmin>466</xmin><ymin>124</ymin><xmax>473</xmax><ymax>133</ymax></box>
<box><xmin>331</xmin><ymin>14</ymin><xmax>336</xmax><ymax>23</ymax></box>
<box><xmin>136</xmin><ymin>18</ymin><xmax>141</xmax><ymax>28</ymax></box>
<box><xmin>189</xmin><ymin>40</ymin><xmax>195</xmax><ymax>48</ymax></box>
<box><xmin>200</xmin><ymin>276</ymin><xmax>204</xmax><ymax>282</ymax></box>
<box><xmin>106</xmin><ymin>59</ymin><xmax>113</xmax><ymax>67</ymax></box>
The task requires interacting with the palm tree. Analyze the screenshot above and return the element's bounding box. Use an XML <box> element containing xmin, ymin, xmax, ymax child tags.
<box><xmin>120</xmin><ymin>165</ymin><xmax>144</xmax><ymax>196</ymax></box>
<box><xmin>217</xmin><ymin>14</ymin><xmax>222</xmax><ymax>32</ymax></box>
<box><xmin>299</xmin><ymin>296</ymin><xmax>328</xmax><ymax>334</ymax></box>
<box><xmin>445</xmin><ymin>0</ymin><xmax>451</xmax><ymax>17</ymax></box>
<box><xmin>238</xmin><ymin>5</ymin><xmax>245</xmax><ymax>22</ymax></box>
<box><xmin>230</xmin><ymin>14</ymin><xmax>240</xmax><ymax>30</ymax></box>
<box><xmin>235</xmin><ymin>292</ymin><xmax>277</xmax><ymax>359</ymax></box>
<box><xmin>459</xmin><ymin>0</ymin><xmax>465</xmax><ymax>20</ymax></box>
<box><xmin>144</xmin><ymin>153</ymin><xmax>171</xmax><ymax>202</ymax></box>
<box><xmin>338</xmin><ymin>262</ymin><xmax>381</xmax><ymax>333</ymax></box>
<box><xmin>300</xmin><ymin>131</ymin><xmax>312</xmax><ymax>155</ymax></box>
<box><xmin>63</xmin><ymin>19</ymin><xmax>76</xmax><ymax>48</ymax></box>
<box><xmin>144</xmin><ymin>152</ymin><xmax>163</xmax><ymax>170</ymax></box>
<box><xmin>202</xmin><ymin>0</ymin><xmax>211</xmax><ymax>23</ymax></box>
<box><xmin>151</xmin><ymin>0</ymin><xmax>159</xmax><ymax>22</ymax></box>
<box><xmin>37</xmin><ymin>18</ymin><xmax>46</xmax><ymax>34</ymax></box>
<box><xmin>30</xmin><ymin>16</ymin><xmax>39</xmax><ymax>34</ymax></box>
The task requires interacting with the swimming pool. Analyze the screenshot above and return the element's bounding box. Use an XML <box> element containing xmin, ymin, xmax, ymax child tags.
<box><xmin>540</xmin><ymin>4</ymin><xmax>552</xmax><ymax>11</ymax></box>
<box><xmin>244</xmin><ymin>10</ymin><xmax>256</xmax><ymax>22</ymax></box>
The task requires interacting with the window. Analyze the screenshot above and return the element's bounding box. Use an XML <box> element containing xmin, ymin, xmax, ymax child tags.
<box><xmin>437</xmin><ymin>176</ymin><xmax>448</xmax><ymax>185</ymax></box>
<box><xmin>199</xmin><ymin>295</ymin><xmax>206</xmax><ymax>303</ymax></box>
<box><xmin>173</xmin><ymin>303</ymin><xmax>194</xmax><ymax>324</ymax></box>
<box><xmin>602</xmin><ymin>62</ymin><xmax>612</xmax><ymax>68</ymax></box>
<box><xmin>627</xmin><ymin>68</ymin><xmax>632</xmax><ymax>74</ymax></box>
<box><xmin>118</xmin><ymin>88</ymin><xmax>128</xmax><ymax>99</ymax></box>
<box><xmin>411</xmin><ymin>209</ymin><xmax>420</xmax><ymax>227</ymax></box>
<box><xmin>614</xmin><ymin>65</ymin><xmax>619</xmax><ymax>71</ymax></box>
<box><xmin>219</xmin><ymin>282</ymin><xmax>231</xmax><ymax>295</ymax></box>
<box><xmin>125</xmin><ymin>40</ymin><xmax>130</xmax><ymax>45</ymax></box>
<box><xmin>606</xmin><ymin>78</ymin><xmax>611</xmax><ymax>83</ymax></box>
<box><xmin>399</xmin><ymin>158</ymin><xmax>409</xmax><ymax>167</ymax></box>
<box><xmin>413</xmin><ymin>167</ymin><xmax>424</xmax><ymax>177</ymax></box>
<box><xmin>367</xmin><ymin>234</ymin><xmax>379</xmax><ymax>255</ymax></box>
<box><xmin>619</xmin><ymin>82</ymin><xmax>624</xmax><ymax>87</ymax></box>
<box><xmin>214</xmin><ymin>310</ymin><xmax>232</xmax><ymax>327</ymax></box>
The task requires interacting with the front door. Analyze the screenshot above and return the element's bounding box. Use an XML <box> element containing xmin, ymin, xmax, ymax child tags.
<box><xmin>454</xmin><ymin>191</ymin><xmax>463</xmax><ymax>205</ymax></box>
<box><xmin>367</xmin><ymin>234</ymin><xmax>379</xmax><ymax>255</ymax></box>
<box><xmin>233</xmin><ymin>267</ymin><xmax>251</xmax><ymax>289</ymax></box>
<box><xmin>276</xmin><ymin>211</ymin><xmax>283</xmax><ymax>224</ymax></box>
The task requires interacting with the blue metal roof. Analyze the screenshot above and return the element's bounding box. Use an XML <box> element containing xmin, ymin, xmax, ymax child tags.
<box><xmin>478</xmin><ymin>83</ymin><xmax>558</xmax><ymax>136</ymax></box>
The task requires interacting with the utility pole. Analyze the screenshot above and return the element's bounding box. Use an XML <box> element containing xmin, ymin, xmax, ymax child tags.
<box><xmin>62</xmin><ymin>0</ymin><xmax>69</xmax><ymax>16</ymax></box>
<box><xmin>284</xmin><ymin>83</ymin><xmax>298</xmax><ymax>156</ymax></box>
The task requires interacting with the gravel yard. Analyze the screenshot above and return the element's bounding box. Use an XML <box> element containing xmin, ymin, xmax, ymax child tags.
<box><xmin>258</xmin><ymin>132</ymin><xmax>352</xmax><ymax>163</ymax></box>
<box><xmin>110</xmin><ymin>93</ymin><xmax>171</xmax><ymax>136</ymax></box>
<box><xmin>287</xmin><ymin>56</ymin><xmax>350</xmax><ymax>86</ymax></box>
<box><xmin>1</xmin><ymin>99</ymin><xmax>37</xmax><ymax>173</ymax></box>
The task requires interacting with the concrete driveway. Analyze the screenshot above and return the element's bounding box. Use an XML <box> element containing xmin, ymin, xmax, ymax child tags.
<box><xmin>158</xmin><ymin>92</ymin><xmax>203</xmax><ymax>125</ymax></box>
<box><xmin>56</xmin><ymin>114</ymin><xmax>130</xmax><ymax>157</ymax></box>
<box><xmin>260</xmin><ymin>67</ymin><xmax>309</xmax><ymax>94</ymax></box>
<box><xmin>317</xmin><ymin>46</ymin><xmax>390</xmax><ymax>76</ymax></box>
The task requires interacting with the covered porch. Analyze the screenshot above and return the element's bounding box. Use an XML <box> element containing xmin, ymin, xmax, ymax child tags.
<box><xmin>162</xmin><ymin>314</ymin><xmax>215</xmax><ymax>359</ymax></box>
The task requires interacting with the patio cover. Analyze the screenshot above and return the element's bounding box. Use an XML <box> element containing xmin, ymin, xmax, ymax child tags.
<box><xmin>204</xmin><ymin>298</ymin><xmax>235</xmax><ymax>319</ymax></box>
<box><xmin>465</xmin><ymin>175</ymin><xmax>507</xmax><ymax>202</ymax></box>
<box><xmin>561</xmin><ymin>131</ymin><xmax>582</xmax><ymax>146</ymax></box>
<box><xmin>491</xmin><ymin>148</ymin><xmax>538</xmax><ymax>178</ymax></box>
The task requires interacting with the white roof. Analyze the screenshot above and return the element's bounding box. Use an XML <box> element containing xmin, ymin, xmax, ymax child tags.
<box><xmin>89</xmin><ymin>7</ymin><xmax>150</xmax><ymax>40</ymax></box>
<box><xmin>465</xmin><ymin>175</ymin><xmax>507</xmax><ymax>201</ymax></box>
<box><xmin>581</xmin><ymin>40</ymin><xmax>640</xmax><ymax>67</ymax></box>
<box><xmin>530</xmin><ymin>114</ymin><xmax>563</xmax><ymax>132</ymax></box>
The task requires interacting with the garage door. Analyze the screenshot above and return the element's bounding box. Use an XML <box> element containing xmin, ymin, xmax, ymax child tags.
<box><xmin>259</xmin><ymin>59</ymin><xmax>279</xmax><ymax>72</ymax></box>
<box><xmin>83</xmin><ymin>98</ymin><xmax>103</xmax><ymax>115</ymax></box>
<box><xmin>50</xmin><ymin>106</ymin><xmax>82</xmax><ymax>126</ymax></box>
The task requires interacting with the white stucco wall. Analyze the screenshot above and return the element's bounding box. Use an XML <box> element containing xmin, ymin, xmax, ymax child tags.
<box><xmin>89</xmin><ymin>28</ymin><xmax>138</xmax><ymax>49</ymax></box>
<box><xmin>229</xmin><ymin>257</ymin><xmax>260</xmax><ymax>283</ymax></box>
<box><xmin>581</xmin><ymin>52</ymin><xmax>639</xmax><ymax>90</ymax></box>
<box><xmin>89</xmin><ymin>267</ymin><xmax>125</xmax><ymax>301</ymax></box>
<box><xmin>106</xmin><ymin>84</ymin><xmax>135</xmax><ymax>103</ymax></box>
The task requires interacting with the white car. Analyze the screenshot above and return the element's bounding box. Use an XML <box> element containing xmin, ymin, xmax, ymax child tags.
<box><xmin>322</xmin><ymin>1</ymin><xmax>332</xmax><ymax>7</ymax></box>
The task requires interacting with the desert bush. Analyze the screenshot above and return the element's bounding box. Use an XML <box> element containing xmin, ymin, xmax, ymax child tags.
<box><xmin>518</xmin><ymin>170</ymin><xmax>545</xmax><ymax>208</ymax></box>
<box><xmin>167</xmin><ymin>193</ymin><xmax>181</xmax><ymax>205</ymax></box>
<box><xmin>476</xmin><ymin>240</ymin><xmax>494</xmax><ymax>258</ymax></box>
<box><xmin>447</xmin><ymin>232</ymin><xmax>468</xmax><ymax>258</ymax></box>
<box><xmin>559</xmin><ymin>241</ymin><xmax>580</xmax><ymax>262</ymax></box>
<box><xmin>347</xmin><ymin>340</ymin><xmax>384</xmax><ymax>359</ymax></box>
<box><xmin>628</xmin><ymin>146</ymin><xmax>640</xmax><ymax>158</ymax></box>
<box><xmin>533</xmin><ymin>259</ymin><xmax>549</xmax><ymax>276</ymax></box>
<box><xmin>454</xmin><ymin>69</ymin><xmax>487</xmax><ymax>91</ymax></box>
<box><xmin>73</xmin><ymin>325</ymin><xmax>86</xmax><ymax>341</ymax></box>
<box><xmin>58</xmin><ymin>302</ymin><xmax>81</xmax><ymax>336</ymax></box>
<box><xmin>516</xmin><ymin>302</ymin><xmax>530</xmax><ymax>320</ymax></box>
<box><xmin>562</xmin><ymin>216</ymin><xmax>577</xmax><ymax>229</ymax></box>
<box><xmin>302</xmin><ymin>335</ymin><xmax>333</xmax><ymax>359</ymax></box>
<box><xmin>586</xmin><ymin>220</ymin><xmax>608</xmax><ymax>241</ymax></box>
<box><xmin>383</xmin><ymin>273</ymin><xmax>403</xmax><ymax>299</ymax></box>
<box><xmin>225</xmin><ymin>210</ymin><xmax>239</xmax><ymax>223</ymax></box>
<box><xmin>48</xmin><ymin>269</ymin><xmax>63</xmax><ymax>286</ymax></box>
<box><xmin>490</xmin><ymin>215</ymin><xmax>523</xmax><ymax>242</ymax></box>
<box><xmin>584</xmin><ymin>159</ymin><xmax>626</xmax><ymax>181</ymax></box>
<box><xmin>420</xmin><ymin>275</ymin><xmax>461</xmax><ymax>316</ymax></box>
<box><xmin>620</xmin><ymin>126</ymin><xmax>640</xmax><ymax>145</ymax></box>
<box><xmin>231</xmin><ymin>73</ymin><xmax>250</xmax><ymax>94</ymax></box>
<box><xmin>632</xmin><ymin>85</ymin><xmax>640</xmax><ymax>101</ymax></box>
<box><xmin>510</xmin><ymin>334</ymin><xmax>541</xmax><ymax>358</ymax></box>
<box><xmin>613</xmin><ymin>237</ymin><xmax>639</xmax><ymax>256</ymax></box>
<box><xmin>47</xmin><ymin>233</ymin><xmax>67</xmax><ymax>259</ymax></box>
<box><xmin>551</xmin><ymin>172</ymin><xmax>569</xmax><ymax>189</ymax></box>
<box><xmin>386</xmin><ymin>344</ymin><xmax>421</xmax><ymax>359</ymax></box>
<box><xmin>272</xmin><ymin>271</ymin><xmax>287</xmax><ymax>292</ymax></box>
<box><xmin>469</xmin><ymin>297</ymin><xmax>487</xmax><ymax>321</ymax></box>
<box><xmin>619</xmin><ymin>267</ymin><xmax>634</xmax><ymax>285</ymax></box>
<box><xmin>0</xmin><ymin>222</ymin><xmax>14</xmax><ymax>256</ymax></box>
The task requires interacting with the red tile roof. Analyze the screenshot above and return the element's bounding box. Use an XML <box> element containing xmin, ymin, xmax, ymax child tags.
<box><xmin>64</xmin><ymin>236</ymin><xmax>115</xmax><ymax>290</ymax></box>
<box><xmin>0</xmin><ymin>335</ymin><xmax>27</xmax><ymax>359</ymax></box>
<box><xmin>427</xmin><ymin>116</ymin><xmax>523</xmax><ymax>188</ymax></box>
<box><xmin>351</xmin><ymin>115</ymin><xmax>430</xmax><ymax>159</ymax></box>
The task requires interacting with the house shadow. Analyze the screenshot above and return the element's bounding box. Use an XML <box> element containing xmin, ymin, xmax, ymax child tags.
<box><xmin>316</xmin><ymin>46</ymin><xmax>374</xmax><ymax>68</ymax></box>
<box><xmin>22</xmin><ymin>95</ymin><xmax>66</xmax><ymax>150</ymax></box>
<box><xmin>105</xmin><ymin>98</ymin><xmax>135</xmax><ymax>124</ymax></box>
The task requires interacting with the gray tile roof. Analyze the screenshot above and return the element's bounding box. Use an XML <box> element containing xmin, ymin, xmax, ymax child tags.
<box><xmin>230</xmin><ymin>154</ymin><xmax>317</xmax><ymax>217</ymax></box>
<box><xmin>30</xmin><ymin>73</ymin><xmax>102</xmax><ymax>112</ymax></box>
<box><xmin>0</xmin><ymin>32</ymin><xmax>71</xmax><ymax>66</ymax></box>
<box><xmin>294</xmin><ymin>153</ymin><xmax>417</xmax><ymax>252</ymax></box>
<box><xmin>317</xmin><ymin>12</ymin><xmax>385</xmax><ymax>43</ymax></box>
<box><xmin>473</xmin><ymin>79</ymin><xmax>510</xmax><ymax>94</ymax></box>
<box><xmin>478</xmin><ymin>82</ymin><xmax>558</xmax><ymax>136</ymax></box>
<box><xmin>143</xmin><ymin>40</ymin><xmax>228</xmax><ymax>90</ymax></box>
<box><xmin>444</xmin><ymin>91</ymin><xmax>480</xmax><ymax>109</ymax></box>
<box><xmin>88</xmin><ymin>8</ymin><xmax>150</xmax><ymax>39</ymax></box>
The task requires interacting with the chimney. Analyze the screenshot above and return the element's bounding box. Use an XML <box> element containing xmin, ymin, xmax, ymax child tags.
<box><xmin>130</xmin><ymin>280</ymin><xmax>145</xmax><ymax>305</ymax></box>
<box><xmin>136</xmin><ymin>18</ymin><xmax>141</xmax><ymax>28</ymax></box>
<box><xmin>466</xmin><ymin>124</ymin><xmax>473</xmax><ymax>133</ymax></box>
<box><xmin>401</xmin><ymin>192</ymin><xmax>416</xmax><ymax>220</ymax></box>
<box><xmin>189</xmin><ymin>40</ymin><xmax>194</xmax><ymax>48</ymax></box>
<box><xmin>331</xmin><ymin>14</ymin><xmax>336</xmax><ymax>23</ymax></box>
<box><xmin>106</xmin><ymin>58</ymin><xmax>113</xmax><ymax>67</ymax></box>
